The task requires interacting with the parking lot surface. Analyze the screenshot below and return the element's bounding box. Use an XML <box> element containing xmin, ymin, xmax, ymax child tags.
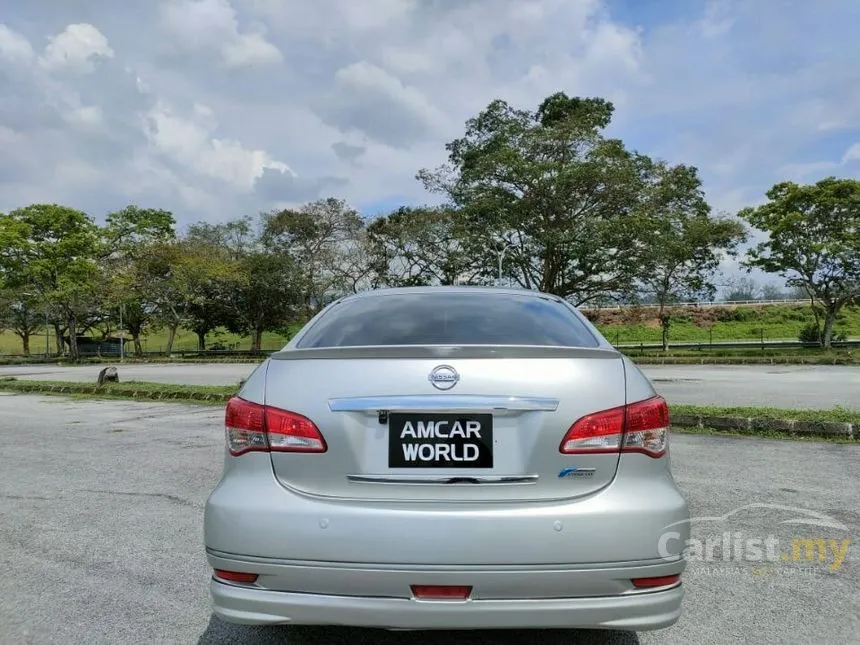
<box><xmin>1</xmin><ymin>362</ymin><xmax>859</xmax><ymax>409</ymax></box>
<box><xmin>1</xmin><ymin>394</ymin><xmax>858</xmax><ymax>644</ymax></box>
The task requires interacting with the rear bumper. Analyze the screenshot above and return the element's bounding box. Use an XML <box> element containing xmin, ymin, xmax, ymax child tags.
<box><xmin>204</xmin><ymin>453</ymin><xmax>690</xmax><ymax>566</ymax></box>
<box><xmin>210</xmin><ymin>578</ymin><xmax>684</xmax><ymax>630</ymax></box>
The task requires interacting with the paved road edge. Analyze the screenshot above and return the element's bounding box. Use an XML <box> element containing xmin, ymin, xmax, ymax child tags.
<box><xmin>670</xmin><ymin>413</ymin><xmax>854</xmax><ymax>439</ymax></box>
<box><xmin>1</xmin><ymin>380</ymin><xmax>856</xmax><ymax>441</ymax></box>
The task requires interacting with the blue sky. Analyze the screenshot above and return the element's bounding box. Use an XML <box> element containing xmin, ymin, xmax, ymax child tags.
<box><xmin>1</xmin><ymin>0</ymin><xmax>859</xmax><ymax>287</ymax></box>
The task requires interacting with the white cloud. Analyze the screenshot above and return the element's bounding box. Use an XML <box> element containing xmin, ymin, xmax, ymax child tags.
<box><xmin>699</xmin><ymin>0</ymin><xmax>735</xmax><ymax>38</ymax></box>
<box><xmin>65</xmin><ymin>105</ymin><xmax>103</xmax><ymax>127</ymax></box>
<box><xmin>317</xmin><ymin>61</ymin><xmax>447</xmax><ymax>147</ymax></box>
<box><xmin>842</xmin><ymin>143</ymin><xmax>860</xmax><ymax>164</ymax></box>
<box><xmin>144</xmin><ymin>100</ymin><xmax>293</xmax><ymax>190</ymax></box>
<box><xmin>39</xmin><ymin>23</ymin><xmax>114</xmax><ymax>73</ymax></box>
<box><xmin>0</xmin><ymin>125</ymin><xmax>25</xmax><ymax>146</ymax></box>
<box><xmin>221</xmin><ymin>32</ymin><xmax>281</xmax><ymax>67</ymax></box>
<box><xmin>0</xmin><ymin>24</ymin><xmax>34</xmax><ymax>63</ymax></box>
<box><xmin>160</xmin><ymin>0</ymin><xmax>282</xmax><ymax>68</ymax></box>
<box><xmin>2</xmin><ymin>0</ymin><xmax>860</xmax><ymax>236</ymax></box>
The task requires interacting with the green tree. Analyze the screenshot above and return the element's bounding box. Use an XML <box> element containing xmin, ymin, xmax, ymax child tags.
<box><xmin>760</xmin><ymin>282</ymin><xmax>787</xmax><ymax>301</ymax></box>
<box><xmin>418</xmin><ymin>93</ymin><xmax>655</xmax><ymax>303</ymax></box>
<box><xmin>185</xmin><ymin>217</ymin><xmax>270</xmax><ymax>350</ymax></box>
<box><xmin>637</xmin><ymin>164</ymin><xmax>747</xmax><ymax>350</ymax></box>
<box><xmin>738</xmin><ymin>177</ymin><xmax>860</xmax><ymax>348</ymax></box>
<box><xmin>185</xmin><ymin>217</ymin><xmax>254</xmax><ymax>261</ymax></box>
<box><xmin>723</xmin><ymin>277</ymin><xmax>759</xmax><ymax>302</ymax></box>
<box><xmin>226</xmin><ymin>251</ymin><xmax>303</xmax><ymax>351</ymax></box>
<box><xmin>366</xmin><ymin>206</ymin><xmax>476</xmax><ymax>286</ymax></box>
<box><xmin>102</xmin><ymin>205</ymin><xmax>177</xmax><ymax>356</ymax></box>
<box><xmin>0</xmin><ymin>204</ymin><xmax>102</xmax><ymax>360</ymax></box>
<box><xmin>133</xmin><ymin>238</ymin><xmax>238</xmax><ymax>354</ymax></box>
<box><xmin>332</xmin><ymin>227</ymin><xmax>382</xmax><ymax>293</ymax></box>
<box><xmin>103</xmin><ymin>205</ymin><xmax>176</xmax><ymax>251</ymax></box>
<box><xmin>262</xmin><ymin>198</ymin><xmax>364</xmax><ymax>314</ymax></box>
<box><xmin>0</xmin><ymin>288</ymin><xmax>46</xmax><ymax>356</ymax></box>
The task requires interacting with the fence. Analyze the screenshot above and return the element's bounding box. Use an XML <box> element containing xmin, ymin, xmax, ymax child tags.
<box><xmin>2</xmin><ymin>338</ymin><xmax>858</xmax><ymax>363</ymax></box>
<box><xmin>577</xmin><ymin>298</ymin><xmax>809</xmax><ymax>311</ymax></box>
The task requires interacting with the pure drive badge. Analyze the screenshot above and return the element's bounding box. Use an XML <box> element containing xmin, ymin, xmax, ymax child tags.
<box><xmin>558</xmin><ymin>467</ymin><xmax>596</xmax><ymax>478</ymax></box>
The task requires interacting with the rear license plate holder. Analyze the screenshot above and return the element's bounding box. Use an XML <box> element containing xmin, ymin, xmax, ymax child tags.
<box><xmin>388</xmin><ymin>413</ymin><xmax>493</xmax><ymax>468</ymax></box>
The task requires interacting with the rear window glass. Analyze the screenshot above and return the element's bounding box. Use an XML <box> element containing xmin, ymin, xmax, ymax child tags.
<box><xmin>295</xmin><ymin>292</ymin><xmax>599</xmax><ymax>348</ymax></box>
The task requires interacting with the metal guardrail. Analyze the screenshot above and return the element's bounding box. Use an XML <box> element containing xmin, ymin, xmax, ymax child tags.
<box><xmin>616</xmin><ymin>339</ymin><xmax>860</xmax><ymax>351</ymax></box>
<box><xmin>578</xmin><ymin>298</ymin><xmax>809</xmax><ymax>310</ymax></box>
<box><xmin>0</xmin><ymin>349</ymin><xmax>276</xmax><ymax>361</ymax></box>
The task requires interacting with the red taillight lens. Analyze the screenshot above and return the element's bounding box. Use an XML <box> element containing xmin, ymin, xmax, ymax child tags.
<box><xmin>558</xmin><ymin>405</ymin><xmax>625</xmax><ymax>454</ymax></box>
<box><xmin>631</xmin><ymin>574</ymin><xmax>681</xmax><ymax>589</ymax></box>
<box><xmin>265</xmin><ymin>406</ymin><xmax>327</xmax><ymax>452</ymax></box>
<box><xmin>213</xmin><ymin>569</ymin><xmax>258</xmax><ymax>584</ymax></box>
<box><xmin>622</xmin><ymin>396</ymin><xmax>670</xmax><ymax>457</ymax></box>
<box><xmin>559</xmin><ymin>395</ymin><xmax>669</xmax><ymax>458</ymax></box>
<box><xmin>225</xmin><ymin>397</ymin><xmax>326</xmax><ymax>456</ymax></box>
<box><xmin>225</xmin><ymin>397</ymin><xmax>267</xmax><ymax>455</ymax></box>
<box><xmin>410</xmin><ymin>585</ymin><xmax>472</xmax><ymax>600</ymax></box>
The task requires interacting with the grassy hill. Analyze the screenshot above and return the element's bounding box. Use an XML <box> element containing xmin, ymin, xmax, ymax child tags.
<box><xmin>584</xmin><ymin>303</ymin><xmax>860</xmax><ymax>345</ymax></box>
<box><xmin>1</xmin><ymin>302</ymin><xmax>858</xmax><ymax>356</ymax></box>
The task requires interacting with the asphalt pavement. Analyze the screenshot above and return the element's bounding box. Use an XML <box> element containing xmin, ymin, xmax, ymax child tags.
<box><xmin>1</xmin><ymin>362</ymin><xmax>859</xmax><ymax>409</ymax></box>
<box><xmin>0</xmin><ymin>394</ymin><xmax>858</xmax><ymax>644</ymax></box>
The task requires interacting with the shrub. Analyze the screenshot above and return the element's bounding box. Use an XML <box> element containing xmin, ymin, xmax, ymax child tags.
<box><xmin>798</xmin><ymin>323</ymin><xmax>848</xmax><ymax>344</ymax></box>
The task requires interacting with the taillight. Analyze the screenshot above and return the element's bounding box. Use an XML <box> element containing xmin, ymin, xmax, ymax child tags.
<box><xmin>225</xmin><ymin>396</ymin><xmax>327</xmax><ymax>456</ymax></box>
<box><xmin>225</xmin><ymin>396</ymin><xmax>266</xmax><ymax>455</ymax></box>
<box><xmin>559</xmin><ymin>395</ymin><xmax>669</xmax><ymax>458</ymax></box>
<box><xmin>623</xmin><ymin>395</ymin><xmax>670</xmax><ymax>457</ymax></box>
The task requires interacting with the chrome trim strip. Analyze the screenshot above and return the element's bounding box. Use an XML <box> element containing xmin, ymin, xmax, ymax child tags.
<box><xmin>346</xmin><ymin>474</ymin><xmax>539</xmax><ymax>485</ymax></box>
<box><xmin>329</xmin><ymin>395</ymin><xmax>559</xmax><ymax>412</ymax></box>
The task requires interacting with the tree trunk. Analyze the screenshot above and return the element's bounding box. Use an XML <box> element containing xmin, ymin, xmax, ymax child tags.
<box><xmin>658</xmin><ymin>302</ymin><xmax>670</xmax><ymax>352</ymax></box>
<box><xmin>166</xmin><ymin>324</ymin><xmax>178</xmax><ymax>354</ymax></box>
<box><xmin>133</xmin><ymin>333</ymin><xmax>143</xmax><ymax>356</ymax></box>
<box><xmin>821</xmin><ymin>307</ymin><xmax>837</xmax><ymax>349</ymax></box>
<box><xmin>20</xmin><ymin>332</ymin><xmax>30</xmax><ymax>356</ymax></box>
<box><xmin>54</xmin><ymin>324</ymin><xmax>64</xmax><ymax>355</ymax></box>
<box><xmin>197</xmin><ymin>330</ymin><xmax>206</xmax><ymax>351</ymax></box>
<box><xmin>67</xmin><ymin>315</ymin><xmax>79</xmax><ymax>361</ymax></box>
<box><xmin>251</xmin><ymin>327</ymin><xmax>263</xmax><ymax>352</ymax></box>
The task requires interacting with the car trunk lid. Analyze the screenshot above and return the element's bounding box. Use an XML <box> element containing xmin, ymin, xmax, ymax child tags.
<box><xmin>263</xmin><ymin>345</ymin><xmax>626</xmax><ymax>503</ymax></box>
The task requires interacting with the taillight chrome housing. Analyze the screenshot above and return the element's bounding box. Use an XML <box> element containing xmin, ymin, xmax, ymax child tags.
<box><xmin>559</xmin><ymin>395</ymin><xmax>669</xmax><ymax>458</ymax></box>
<box><xmin>225</xmin><ymin>396</ymin><xmax>327</xmax><ymax>456</ymax></box>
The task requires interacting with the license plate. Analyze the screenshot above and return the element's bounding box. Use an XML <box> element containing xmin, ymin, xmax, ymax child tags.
<box><xmin>388</xmin><ymin>413</ymin><xmax>493</xmax><ymax>468</ymax></box>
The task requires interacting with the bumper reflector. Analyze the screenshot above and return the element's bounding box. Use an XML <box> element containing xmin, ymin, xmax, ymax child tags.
<box><xmin>214</xmin><ymin>569</ymin><xmax>259</xmax><ymax>584</ymax></box>
<box><xmin>631</xmin><ymin>574</ymin><xmax>681</xmax><ymax>589</ymax></box>
<box><xmin>411</xmin><ymin>585</ymin><xmax>472</xmax><ymax>600</ymax></box>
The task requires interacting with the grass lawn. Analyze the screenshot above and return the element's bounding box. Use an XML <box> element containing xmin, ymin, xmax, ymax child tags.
<box><xmin>2</xmin><ymin>303</ymin><xmax>858</xmax><ymax>357</ymax></box>
<box><xmin>0</xmin><ymin>379</ymin><xmax>239</xmax><ymax>396</ymax></box>
<box><xmin>0</xmin><ymin>326</ymin><xmax>295</xmax><ymax>355</ymax></box>
<box><xmin>670</xmin><ymin>404</ymin><xmax>860</xmax><ymax>425</ymax></box>
<box><xmin>589</xmin><ymin>304</ymin><xmax>860</xmax><ymax>345</ymax></box>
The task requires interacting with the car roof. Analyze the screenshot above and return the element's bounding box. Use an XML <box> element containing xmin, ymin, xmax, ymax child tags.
<box><xmin>336</xmin><ymin>285</ymin><xmax>563</xmax><ymax>304</ymax></box>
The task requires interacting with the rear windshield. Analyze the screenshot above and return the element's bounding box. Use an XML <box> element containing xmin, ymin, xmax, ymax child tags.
<box><xmin>295</xmin><ymin>292</ymin><xmax>599</xmax><ymax>348</ymax></box>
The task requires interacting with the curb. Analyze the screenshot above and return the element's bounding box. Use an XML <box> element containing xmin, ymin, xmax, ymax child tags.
<box><xmin>0</xmin><ymin>381</ymin><xmax>232</xmax><ymax>404</ymax></box>
<box><xmin>670</xmin><ymin>413</ymin><xmax>855</xmax><ymax>439</ymax></box>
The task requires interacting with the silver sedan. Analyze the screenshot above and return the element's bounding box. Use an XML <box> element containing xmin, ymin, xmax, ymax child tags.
<box><xmin>204</xmin><ymin>286</ymin><xmax>690</xmax><ymax>632</ymax></box>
